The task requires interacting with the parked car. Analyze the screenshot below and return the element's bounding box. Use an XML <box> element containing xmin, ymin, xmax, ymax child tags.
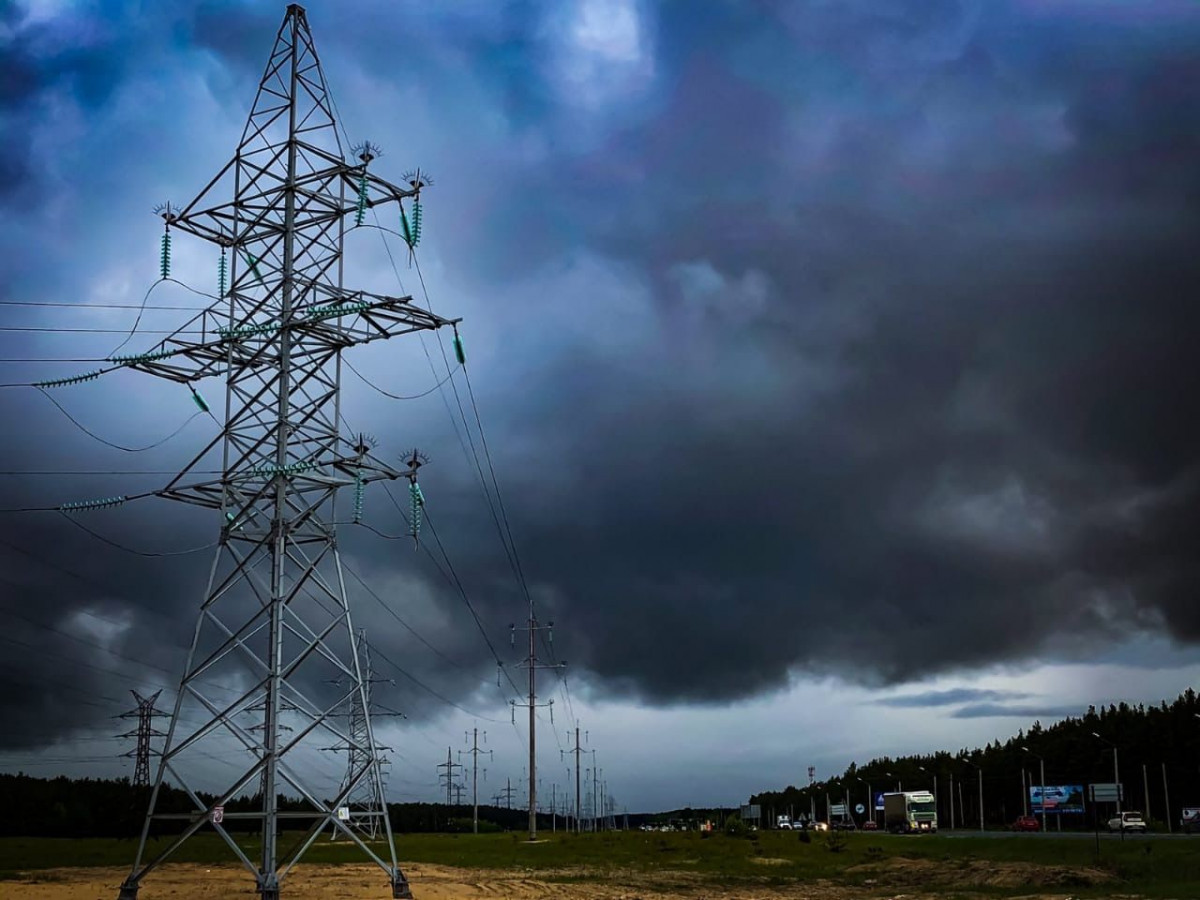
<box><xmin>1012</xmin><ymin>815</ymin><xmax>1040</xmax><ymax>832</ymax></box>
<box><xmin>811</xmin><ymin>821</ymin><xmax>829</xmax><ymax>832</ymax></box>
<box><xmin>861</xmin><ymin>821</ymin><xmax>878</xmax><ymax>831</ymax></box>
<box><xmin>832</xmin><ymin>820</ymin><xmax>857</xmax><ymax>831</ymax></box>
<box><xmin>1108</xmin><ymin>811</ymin><xmax>1147</xmax><ymax>833</ymax></box>
<box><xmin>1180</xmin><ymin>808</ymin><xmax>1200</xmax><ymax>834</ymax></box>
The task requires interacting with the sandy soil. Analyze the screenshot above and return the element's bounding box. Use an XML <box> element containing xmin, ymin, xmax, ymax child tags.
<box><xmin>1</xmin><ymin>860</ymin><xmax>1114</xmax><ymax>900</ymax></box>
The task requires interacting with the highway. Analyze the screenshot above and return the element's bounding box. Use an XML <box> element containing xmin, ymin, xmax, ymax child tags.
<box><xmin>936</xmin><ymin>829</ymin><xmax>1195</xmax><ymax>840</ymax></box>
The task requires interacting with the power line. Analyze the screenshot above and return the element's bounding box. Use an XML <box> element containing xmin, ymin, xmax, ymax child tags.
<box><xmin>343</xmin><ymin>356</ymin><xmax>457</xmax><ymax>401</ymax></box>
<box><xmin>0</xmin><ymin>327</ymin><xmax>205</xmax><ymax>334</ymax></box>
<box><xmin>366</xmin><ymin>642</ymin><xmax>501</xmax><ymax>724</ymax></box>
<box><xmin>0</xmin><ymin>300</ymin><xmax>207</xmax><ymax>311</ymax></box>
<box><xmin>340</xmin><ymin>559</ymin><xmax>468</xmax><ymax>671</ymax></box>
<box><xmin>37</xmin><ymin>389</ymin><xmax>208</xmax><ymax>452</ymax></box>
<box><xmin>60</xmin><ymin>513</ymin><xmax>218</xmax><ymax>558</ymax></box>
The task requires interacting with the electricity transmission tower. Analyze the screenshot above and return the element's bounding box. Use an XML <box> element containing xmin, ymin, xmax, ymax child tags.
<box><xmin>117</xmin><ymin>6</ymin><xmax>457</xmax><ymax>900</ymax></box>
<box><xmin>329</xmin><ymin>630</ymin><xmax>397</xmax><ymax>841</ymax></box>
<box><xmin>464</xmin><ymin>727</ymin><xmax>492</xmax><ymax>834</ymax></box>
<box><xmin>510</xmin><ymin>608</ymin><xmax>564</xmax><ymax>839</ymax></box>
<box><xmin>436</xmin><ymin>747</ymin><xmax>463</xmax><ymax>808</ymax></box>
<box><xmin>117</xmin><ymin>691</ymin><xmax>169</xmax><ymax>787</ymax></box>
<box><xmin>494</xmin><ymin>777</ymin><xmax>516</xmax><ymax>810</ymax></box>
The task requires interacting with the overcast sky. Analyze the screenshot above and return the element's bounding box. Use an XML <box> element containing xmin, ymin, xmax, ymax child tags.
<box><xmin>2</xmin><ymin>0</ymin><xmax>1199</xmax><ymax>814</ymax></box>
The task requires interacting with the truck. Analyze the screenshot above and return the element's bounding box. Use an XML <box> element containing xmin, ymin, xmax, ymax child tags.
<box><xmin>776</xmin><ymin>814</ymin><xmax>792</xmax><ymax>830</ymax></box>
<box><xmin>883</xmin><ymin>791</ymin><xmax>938</xmax><ymax>833</ymax></box>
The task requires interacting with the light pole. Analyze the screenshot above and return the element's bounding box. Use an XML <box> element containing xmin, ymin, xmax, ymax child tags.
<box><xmin>962</xmin><ymin>759</ymin><xmax>984</xmax><ymax>832</ymax></box>
<box><xmin>886</xmin><ymin>771</ymin><xmax>902</xmax><ymax>792</ymax></box>
<box><xmin>856</xmin><ymin>777</ymin><xmax>872</xmax><ymax>826</ymax></box>
<box><xmin>1092</xmin><ymin>732</ymin><xmax>1120</xmax><ymax>814</ymax></box>
<box><xmin>918</xmin><ymin>765</ymin><xmax>938</xmax><ymax>816</ymax></box>
<box><xmin>1022</xmin><ymin>747</ymin><xmax>1046</xmax><ymax>832</ymax></box>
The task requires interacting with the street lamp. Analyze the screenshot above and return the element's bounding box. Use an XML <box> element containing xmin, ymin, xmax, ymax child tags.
<box><xmin>886</xmin><ymin>771</ymin><xmax>902</xmax><ymax>792</ymax></box>
<box><xmin>918</xmin><ymin>765</ymin><xmax>939</xmax><ymax>823</ymax></box>
<box><xmin>962</xmin><ymin>759</ymin><xmax>984</xmax><ymax>832</ymax></box>
<box><xmin>856</xmin><ymin>776</ymin><xmax>872</xmax><ymax>826</ymax></box>
<box><xmin>1022</xmin><ymin>747</ymin><xmax>1046</xmax><ymax>832</ymax></box>
<box><xmin>1092</xmin><ymin>732</ymin><xmax>1121</xmax><ymax>814</ymax></box>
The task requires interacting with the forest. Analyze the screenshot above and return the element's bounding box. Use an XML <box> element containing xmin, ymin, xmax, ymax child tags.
<box><xmin>751</xmin><ymin>688</ymin><xmax>1200</xmax><ymax>830</ymax></box>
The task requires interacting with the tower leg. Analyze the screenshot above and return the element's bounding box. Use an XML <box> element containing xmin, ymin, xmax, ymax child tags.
<box><xmin>117</xmin><ymin>879</ymin><xmax>140</xmax><ymax>900</ymax></box>
<box><xmin>257</xmin><ymin>872</ymin><xmax>280</xmax><ymax>900</ymax></box>
<box><xmin>391</xmin><ymin>867</ymin><xmax>414</xmax><ymax>899</ymax></box>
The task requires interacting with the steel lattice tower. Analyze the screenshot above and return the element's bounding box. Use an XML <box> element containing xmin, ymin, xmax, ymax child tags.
<box><xmin>337</xmin><ymin>629</ymin><xmax>389</xmax><ymax>841</ymax></box>
<box><xmin>117</xmin><ymin>690</ymin><xmax>169</xmax><ymax>788</ymax></box>
<box><xmin>117</xmin><ymin>6</ymin><xmax>456</xmax><ymax>899</ymax></box>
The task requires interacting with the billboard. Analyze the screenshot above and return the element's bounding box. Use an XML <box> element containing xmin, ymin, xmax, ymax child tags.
<box><xmin>1030</xmin><ymin>784</ymin><xmax>1085</xmax><ymax>814</ymax></box>
<box><xmin>874</xmin><ymin>792</ymin><xmax>885</xmax><ymax>811</ymax></box>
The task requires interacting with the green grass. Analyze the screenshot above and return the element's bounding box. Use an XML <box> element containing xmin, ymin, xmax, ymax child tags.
<box><xmin>1</xmin><ymin>831</ymin><xmax>1197</xmax><ymax>897</ymax></box>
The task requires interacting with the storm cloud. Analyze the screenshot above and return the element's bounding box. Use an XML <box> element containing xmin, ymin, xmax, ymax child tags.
<box><xmin>2</xmin><ymin>0</ymin><xmax>1200</xmax><ymax>759</ymax></box>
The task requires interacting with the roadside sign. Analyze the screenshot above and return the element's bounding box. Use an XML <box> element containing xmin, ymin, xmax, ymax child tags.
<box><xmin>211</xmin><ymin>805</ymin><xmax>224</xmax><ymax>825</ymax></box>
<box><xmin>830</xmin><ymin>804</ymin><xmax>847</xmax><ymax>817</ymax></box>
<box><xmin>874</xmin><ymin>792</ymin><xmax>885</xmax><ymax>811</ymax></box>
<box><xmin>855</xmin><ymin>803</ymin><xmax>865</xmax><ymax>814</ymax></box>
<box><xmin>1089</xmin><ymin>783</ymin><xmax>1123</xmax><ymax>802</ymax></box>
<box><xmin>337</xmin><ymin>806</ymin><xmax>351</xmax><ymax>821</ymax></box>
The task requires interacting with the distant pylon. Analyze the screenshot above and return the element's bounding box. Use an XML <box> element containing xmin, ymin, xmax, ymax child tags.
<box><xmin>117</xmin><ymin>691</ymin><xmax>169</xmax><ymax>787</ymax></box>
<box><xmin>436</xmin><ymin>747</ymin><xmax>463</xmax><ymax>807</ymax></box>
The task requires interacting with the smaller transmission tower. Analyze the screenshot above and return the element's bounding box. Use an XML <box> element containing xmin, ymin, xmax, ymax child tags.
<box><xmin>510</xmin><ymin>606</ymin><xmax>564</xmax><ymax>839</ymax></box>
<box><xmin>494</xmin><ymin>777</ymin><xmax>516</xmax><ymax>810</ymax></box>
<box><xmin>329</xmin><ymin>631</ymin><xmax>396</xmax><ymax>840</ymax></box>
<box><xmin>117</xmin><ymin>691</ymin><xmax>169</xmax><ymax>787</ymax></box>
<box><xmin>464</xmin><ymin>727</ymin><xmax>492</xmax><ymax>834</ymax></box>
<box><xmin>436</xmin><ymin>747</ymin><xmax>463</xmax><ymax>808</ymax></box>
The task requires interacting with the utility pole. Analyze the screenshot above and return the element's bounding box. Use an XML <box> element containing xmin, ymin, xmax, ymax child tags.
<box><xmin>808</xmin><ymin>766</ymin><xmax>816</xmax><ymax>823</ymax></box>
<box><xmin>567</xmin><ymin>725</ymin><xmax>585</xmax><ymax>833</ymax></box>
<box><xmin>511</xmin><ymin>609</ymin><xmax>565</xmax><ymax>840</ymax></box>
<box><xmin>116</xmin><ymin>8</ymin><xmax>457</xmax><ymax>900</ymax></box>
<box><xmin>1142</xmin><ymin>764</ymin><xmax>1151</xmax><ymax>824</ymax></box>
<box><xmin>1162</xmin><ymin>763</ymin><xmax>1172</xmax><ymax>833</ymax></box>
<box><xmin>117</xmin><ymin>691</ymin><xmax>169</xmax><ymax>788</ymax></box>
<box><xmin>437</xmin><ymin>748</ymin><xmax>464</xmax><ymax>808</ymax></box>
<box><xmin>949</xmin><ymin>772</ymin><xmax>954</xmax><ymax>830</ymax></box>
<box><xmin>464</xmin><ymin>727</ymin><xmax>491</xmax><ymax>835</ymax></box>
<box><xmin>592</xmin><ymin>753</ymin><xmax>599</xmax><ymax>832</ymax></box>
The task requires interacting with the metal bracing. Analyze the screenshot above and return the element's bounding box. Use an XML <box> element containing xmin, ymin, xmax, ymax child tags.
<box><xmin>117</xmin><ymin>6</ymin><xmax>455</xmax><ymax>900</ymax></box>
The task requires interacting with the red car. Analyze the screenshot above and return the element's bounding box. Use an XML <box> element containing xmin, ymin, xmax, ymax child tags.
<box><xmin>1013</xmin><ymin>816</ymin><xmax>1040</xmax><ymax>832</ymax></box>
<box><xmin>861</xmin><ymin>821</ymin><xmax>879</xmax><ymax>831</ymax></box>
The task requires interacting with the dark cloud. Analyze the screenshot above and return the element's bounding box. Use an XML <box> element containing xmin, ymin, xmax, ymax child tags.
<box><xmin>2</xmin><ymin>0</ymin><xmax>1200</xmax><ymax>755</ymax></box>
<box><xmin>951</xmin><ymin>703</ymin><xmax>1082</xmax><ymax>720</ymax></box>
<box><xmin>876</xmin><ymin>689</ymin><xmax>1031</xmax><ymax>708</ymax></box>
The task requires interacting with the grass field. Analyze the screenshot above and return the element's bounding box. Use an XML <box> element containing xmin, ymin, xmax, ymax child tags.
<box><xmin>2</xmin><ymin>830</ymin><xmax>1198</xmax><ymax>897</ymax></box>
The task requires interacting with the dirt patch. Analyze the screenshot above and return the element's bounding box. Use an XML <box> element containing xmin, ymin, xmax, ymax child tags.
<box><xmin>0</xmin><ymin>859</ymin><xmax>1120</xmax><ymax>900</ymax></box>
<box><xmin>848</xmin><ymin>856</ymin><xmax>1115</xmax><ymax>890</ymax></box>
<box><xmin>0</xmin><ymin>863</ymin><xmax>848</xmax><ymax>900</ymax></box>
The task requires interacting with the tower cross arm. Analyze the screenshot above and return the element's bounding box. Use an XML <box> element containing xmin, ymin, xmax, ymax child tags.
<box><xmin>115</xmin><ymin>293</ymin><xmax>457</xmax><ymax>386</ymax></box>
<box><xmin>167</xmin><ymin>155</ymin><xmax>422</xmax><ymax>250</ymax></box>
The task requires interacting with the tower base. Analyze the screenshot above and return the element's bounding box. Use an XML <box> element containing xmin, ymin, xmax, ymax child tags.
<box><xmin>391</xmin><ymin>868</ymin><xmax>414</xmax><ymax>899</ymax></box>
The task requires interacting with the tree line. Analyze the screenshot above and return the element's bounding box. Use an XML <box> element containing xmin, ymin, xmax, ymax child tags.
<box><xmin>0</xmin><ymin>774</ymin><xmax>569</xmax><ymax>838</ymax></box>
<box><xmin>751</xmin><ymin>688</ymin><xmax>1200</xmax><ymax>830</ymax></box>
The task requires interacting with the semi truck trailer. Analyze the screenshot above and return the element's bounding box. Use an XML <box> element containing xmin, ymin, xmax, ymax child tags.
<box><xmin>883</xmin><ymin>791</ymin><xmax>938</xmax><ymax>833</ymax></box>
